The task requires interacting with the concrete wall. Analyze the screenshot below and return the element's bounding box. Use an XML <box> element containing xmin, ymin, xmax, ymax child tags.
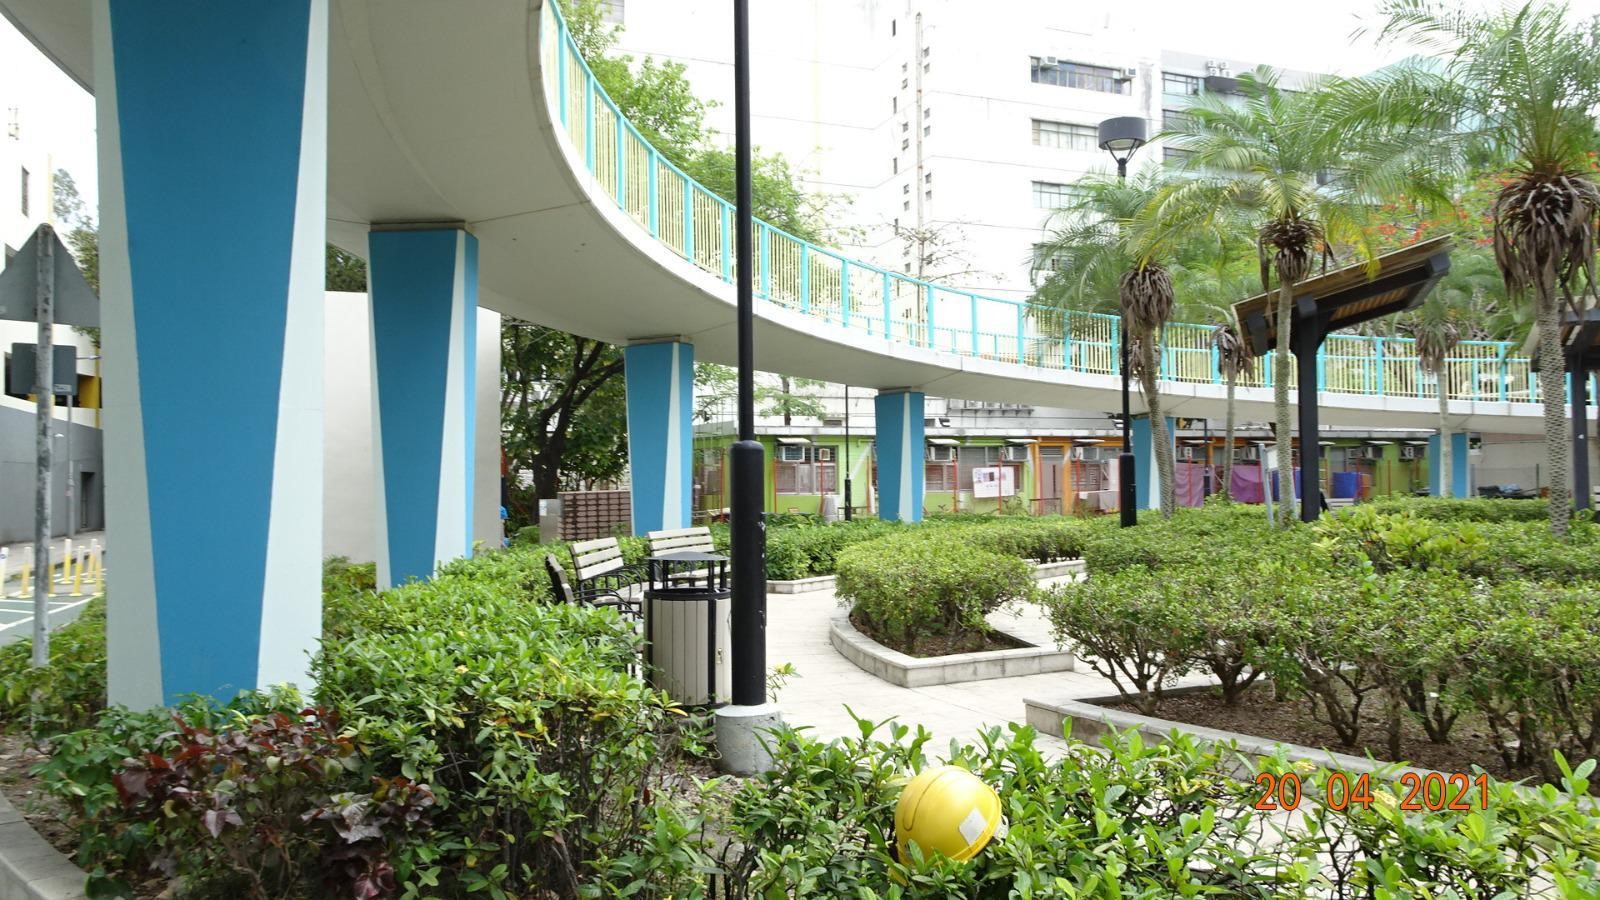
<box><xmin>0</xmin><ymin>403</ymin><xmax>102</xmax><ymax>543</ymax></box>
<box><xmin>323</xmin><ymin>291</ymin><xmax>502</xmax><ymax>563</ymax></box>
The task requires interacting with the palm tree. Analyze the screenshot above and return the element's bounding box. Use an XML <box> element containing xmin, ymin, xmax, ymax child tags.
<box><xmin>1032</xmin><ymin>173</ymin><xmax>1182</xmax><ymax>518</ymax></box>
<box><xmin>1210</xmin><ymin>324</ymin><xmax>1255</xmax><ymax>501</ymax></box>
<box><xmin>1406</xmin><ymin>296</ymin><xmax>1463</xmax><ymax>496</ymax></box>
<box><xmin>1374</xmin><ymin>0</ymin><xmax>1600</xmax><ymax>535</ymax></box>
<box><xmin>1149</xmin><ymin>68</ymin><xmax>1450</xmax><ymax>527</ymax></box>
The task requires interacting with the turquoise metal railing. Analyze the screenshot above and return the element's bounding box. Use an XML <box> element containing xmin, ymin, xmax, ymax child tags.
<box><xmin>539</xmin><ymin>2</ymin><xmax>1543</xmax><ymax>406</ymax></box>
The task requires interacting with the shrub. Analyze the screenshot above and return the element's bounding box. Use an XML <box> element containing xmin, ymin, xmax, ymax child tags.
<box><xmin>835</xmin><ymin>532</ymin><xmax>1032</xmax><ymax>654</ymax></box>
<box><xmin>711</xmin><ymin>714</ymin><xmax>1600</xmax><ymax>897</ymax></box>
<box><xmin>0</xmin><ymin>596</ymin><xmax>107</xmax><ymax>737</ymax></box>
<box><xmin>1365</xmin><ymin>495</ymin><xmax>1549</xmax><ymax>523</ymax></box>
<box><xmin>312</xmin><ymin>558</ymin><xmax>707</xmax><ymax>897</ymax></box>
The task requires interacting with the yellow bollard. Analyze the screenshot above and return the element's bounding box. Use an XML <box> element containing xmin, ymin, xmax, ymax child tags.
<box><xmin>70</xmin><ymin>558</ymin><xmax>83</xmax><ymax>597</ymax></box>
<box><xmin>18</xmin><ymin>548</ymin><xmax>32</xmax><ymax>599</ymax></box>
<box><xmin>56</xmin><ymin>539</ymin><xmax>72</xmax><ymax>584</ymax></box>
<box><xmin>90</xmin><ymin>540</ymin><xmax>104</xmax><ymax>591</ymax></box>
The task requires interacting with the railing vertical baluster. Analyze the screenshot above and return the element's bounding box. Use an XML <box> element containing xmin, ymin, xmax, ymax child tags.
<box><xmin>840</xmin><ymin>261</ymin><xmax>852</xmax><ymax>326</ymax></box>
<box><xmin>970</xmin><ymin>295</ymin><xmax>979</xmax><ymax>354</ymax></box>
<box><xmin>1210</xmin><ymin>340</ymin><xmax>1220</xmax><ymax>383</ymax></box>
<box><xmin>925</xmin><ymin>285</ymin><xmax>936</xmax><ymax>348</ymax></box>
<box><xmin>882</xmin><ymin>273</ymin><xmax>892</xmax><ymax>338</ymax></box>
<box><xmin>556</xmin><ymin>29</ymin><xmax>569</xmax><ymax>125</ymax></box>
<box><xmin>799</xmin><ymin>246</ymin><xmax>811</xmax><ymax>313</ymax></box>
<box><xmin>615</xmin><ymin>114</ymin><xmax>627</xmax><ymax>209</ymax></box>
<box><xmin>758</xmin><ymin>224</ymin><xmax>771</xmax><ymax>299</ymax></box>
<box><xmin>646</xmin><ymin>148</ymin><xmax>658</xmax><ymax>236</ymax></box>
<box><xmin>720</xmin><ymin>201</ymin><xmax>732</xmax><ymax>281</ymax></box>
<box><xmin>683</xmin><ymin>181</ymin><xmax>694</xmax><ymax>264</ymax></box>
<box><xmin>1111</xmin><ymin>317</ymin><xmax>1120</xmax><ymax>381</ymax></box>
<box><xmin>1498</xmin><ymin>347</ymin><xmax>1509</xmax><ymax>401</ymax></box>
<box><xmin>1374</xmin><ymin>338</ymin><xmax>1385</xmax><ymax>396</ymax></box>
<box><xmin>1015</xmin><ymin>305</ymin><xmax>1025</xmax><ymax>363</ymax></box>
<box><xmin>584</xmin><ymin>74</ymin><xmax>595</xmax><ymax>172</ymax></box>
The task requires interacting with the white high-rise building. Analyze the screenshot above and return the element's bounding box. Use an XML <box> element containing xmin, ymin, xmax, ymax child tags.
<box><xmin>613</xmin><ymin>1</ymin><xmax>1318</xmax><ymax>302</ymax></box>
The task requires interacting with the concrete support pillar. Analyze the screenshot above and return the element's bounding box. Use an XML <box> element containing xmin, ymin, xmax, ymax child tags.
<box><xmin>367</xmin><ymin>229</ymin><xmax>479</xmax><ymax>588</ymax></box>
<box><xmin>97</xmin><ymin>0</ymin><xmax>328</xmax><ymax>706</ymax></box>
<box><xmin>1428</xmin><ymin>432</ymin><xmax>1470</xmax><ymax>499</ymax></box>
<box><xmin>1130</xmin><ymin>415</ymin><xmax>1175</xmax><ymax>510</ymax></box>
<box><xmin>624</xmin><ymin>340</ymin><xmax>694</xmax><ymax>535</ymax></box>
<box><xmin>874</xmin><ymin>390</ymin><xmax>925</xmax><ymax>522</ymax></box>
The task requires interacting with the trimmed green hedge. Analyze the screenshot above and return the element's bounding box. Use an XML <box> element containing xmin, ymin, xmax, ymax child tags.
<box><xmin>835</xmin><ymin>532</ymin><xmax>1033</xmax><ymax>654</ymax></box>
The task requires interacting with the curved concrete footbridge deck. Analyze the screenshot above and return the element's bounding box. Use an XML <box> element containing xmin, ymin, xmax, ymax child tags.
<box><xmin>0</xmin><ymin>0</ymin><xmax>1556</xmax><ymax>712</ymax></box>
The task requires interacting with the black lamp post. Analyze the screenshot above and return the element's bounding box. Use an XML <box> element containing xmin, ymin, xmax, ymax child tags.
<box><xmin>729</xmin><ymin>0</ymin><xmax>766</xmax><ymax>708</ymax></box>
<box><xmin>1098</xmin><ymin>116</ymin><xmax>1147</xmax><ymax>528</ymax></box>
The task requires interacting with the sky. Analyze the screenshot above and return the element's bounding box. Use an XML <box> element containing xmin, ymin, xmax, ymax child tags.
<box><xmin>4</xmin><ymin>0</ymin><xmax>1600</xmax><ymax>224</ymax></box>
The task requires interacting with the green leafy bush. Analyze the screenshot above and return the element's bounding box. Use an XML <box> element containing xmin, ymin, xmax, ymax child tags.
<box><xmin>0</xmin><ymin>596</ymin><xmax>107</xmax><ymax>736</ymax></box>
<box><xmin>835</xmin><ymin>532</ymin><xmax>1032</xmax><ymax>654</ymax></box>
<box><xmin>312</xmin><ymin>552</ymin><xmax>707</xmax><ymax>897</ymax></box>
<box><xmin>1365</xmin><ymin>495</ymin><xmax>1549</xmax><ymax>523</ymax></box>
<box><xmin>710</xmin><ymin>714</ymin><xmax>1600</xmax><ymax>897</ymax></box>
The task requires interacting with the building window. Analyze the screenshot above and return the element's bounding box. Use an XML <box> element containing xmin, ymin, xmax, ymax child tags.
<box><xmin>891</xmin><ymin>19</ymin><xmax>897</xmax><ymax>36</ymax></box>
<box><xmin>1163</xmin><ymin>147</ymin><xmax>1195</xmax><ymax>165</ymax></box>
<box><xmin>924</xmin><ymin>190</ymin><xmax>933</xmax><ymax>201</ymax></box>
<box><xmin>1031</xmin><ymin>180</ymin><xmax>1078</xmax><ymax>208</ymax></box>
<box><xmin>903</xmin><ymin>183</ymin><xmax>910</xmax><ymax>194</ymax></box>
<box><xmin>775</xmin><ymin>445</ymin><xmax>837</xmax><ymax>495</ymax></box>
<box><xmin>924</xmin><ymin>107</ymin><xmax>931</xmax><ymax>118</ymax></box>
<box><xmin>923</xmin><ymin>124</ymin><xmax>931</xmax><ymax>135</ymax></box>
<box><xmin>1030</xmin><ymin>58</ymin><xmax>1129</xmax><ymax>94</ymax></box>
<box><xmin>1033</xmin><ymin>243</ymin><xmax>1070</xmax><ymax>273</ymax></box>
<box><xmin>924</xmin><ymin>172</ymin><xmax>932</xmax><ymax>183</ymax></box>
<box><xmin>1032</xmin><ymin>119</ymin><xmax>1097</xmax><ymax>151</ymax></box>
<box><xmin>1162</xmin><ymin>71</ymin><xmax>1202</xmax><ymax>98</ymax></box>
<box><xmin>925</xmin><ymin>461</ymin><xmax>958</xmax><ymax>492</ymax></box>
<box><xmin>18</xmin><ymin>167</ymin><xmax>27</xmax><ymax>217</ymax></box>
<box><xmin>902</xmin><ymin>121</ymin><xmax>909</xmax><ymax>132</ymax></box>
<box><xmin>892</xmin><ymin>96</ymin><xmax>897</xmax><ymax>113</ymax></box>
<box><xmin>903</xmin><ymin>200</ymin><xmax>911</xmax><ymax>210</ymax></box>
<box><xmin>902</xmin><ymin>138</ymin><xmax>910</xmax><ymax>150</ymax></box>
<box><xmin>892</xmin><ymin>157</ymin><xmax>898</xmax><ymax>174</ymax></box>
<box><xmin>1162</xmin><ymin>108</ymin><xmax>1193</xmax><ymax>132</ymax></box>
<box><xmin>902</xmin><ymin>77</ymin><xmax>909</xmax><ymax>89</ymax></box>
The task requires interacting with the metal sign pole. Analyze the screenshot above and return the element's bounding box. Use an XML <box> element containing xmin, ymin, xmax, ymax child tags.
<box><xmin>32</xmin><ymin>228</ymin><xmax>55</xmax><ymax>667</ymax></box>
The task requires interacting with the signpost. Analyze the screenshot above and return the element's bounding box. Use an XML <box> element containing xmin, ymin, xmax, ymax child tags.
<box><xmin>0</xmin><ymin>224</ymin><xmax>99</xmax><ymax>667</ymax></box>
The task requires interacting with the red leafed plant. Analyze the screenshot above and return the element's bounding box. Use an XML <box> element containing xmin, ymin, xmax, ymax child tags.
<box><xmin>111</xmin><ymin>707</ymin><xmax>433</xmax><ymax>899</ymax></box>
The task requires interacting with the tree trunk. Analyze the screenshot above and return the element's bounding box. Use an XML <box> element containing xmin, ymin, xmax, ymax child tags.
<box><xmin>1436</xmin><ymin>374</ymin><xmax>1452</xmax><ymax>499</ymax></box>
<box><xmin>1138</xmin><ymin>336</ymin><xmax>1176</xmax><ymax>518</ymax></box>
<box><xmin>780</xmin><ymin>375</ymin><xmax>792</xmax><ymax>426</ymax></box>
<box><xmin>1274</xmin><ymin>282</ymin><xmax>1297</xmax><ymax>526</ymax></box>
<box><xmin>1536</xmin><ymin>292</ymin><xmax>1571</xmax><ymax>536</ymax></box>
<box><xmin>1221</xmin><ymin>373</ymin><xmax>1236</xmax><ymax>502</ymax></box>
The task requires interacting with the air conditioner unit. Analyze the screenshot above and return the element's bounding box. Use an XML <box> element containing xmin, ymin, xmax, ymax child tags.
<box><xmin>1233</xmin><ymin>446</ymin><xmax>1259</xmax><ymax>462</ymax></box>
<box><xmin>1399</xmin><ymin>445</ymin><xmax>1423</xmax><ymax>461</ymax></box>
<box><xmin>1000</xmin><ymin>445</ymin><xmax>1029</xmax><ymax>462</ymax></box>
<box><xmin>1118</xmin><ymin>67</ymin><xmax>1137</xmax><ymax>80</ymax></box>
<box><xmin>815</xmin><ymin>447</ymin><xmax>835</xmax><ymax>462</ymax></box>
<box><xmin>1041</xmin><ymin>55</ymin><xmax>1059</xmax><ymax>67</ymax></box>
<box><xmin>778</xmin><ymin>444</ymin><xmax>807</xmax><ymax>462</ymax></box>
<box><xmin>1176</xmin><ymin>445</ymin><xmax>1200</xmax><ymax>461</ymax></box>
<box><xmin>927</xmin><ymin>445</ymin><xmax>956</xmax><ymax>462</ymax></box>
<box><xmin>1346</xmin><ymin>446</ymin><xmax>1375</xmax><ymax>461</ymax></box>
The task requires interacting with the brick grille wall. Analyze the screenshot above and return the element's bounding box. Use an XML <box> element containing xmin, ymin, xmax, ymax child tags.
<box><xmin>559</xmin><ymin>490</ymin><xmax>632</xmax><ymax>540</ymax></box>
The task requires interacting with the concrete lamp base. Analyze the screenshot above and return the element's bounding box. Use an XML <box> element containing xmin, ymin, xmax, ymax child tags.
<box><xmin>714</xmin><ymin>702</ymin><xmax>783</xmax><ymax>775</ymax></box>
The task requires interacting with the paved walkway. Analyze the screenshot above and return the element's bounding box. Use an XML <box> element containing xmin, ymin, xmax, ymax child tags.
<box><xmin>0</xmin><ymin>533</ymin><xmax>105</xmax><ymax>648</ymax></box>
<box><xmin>766</xmin><ymin>580</ymin><xmax>1211</xmax><ymax>755</ymax></box>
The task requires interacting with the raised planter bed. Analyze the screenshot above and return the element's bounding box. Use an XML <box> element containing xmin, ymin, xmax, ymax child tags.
<box><xmin>830</xmin><ymin>610</ymin><xmax>1076</xmax><ymax>688</ymax></box>
<box><xmin>0</xmin><ymin>792</ymin><xmax>87</xmax><ymax>900</ymax></box>
<box><xmin>768</xmin><ymin>558</ymin><xmax>1083</xmax><ymax>594</ymax></box>
<box><xmin>1026</xmin><ymin>691</ymin><xmax>1448</xmax><ymax>784</ymax></box>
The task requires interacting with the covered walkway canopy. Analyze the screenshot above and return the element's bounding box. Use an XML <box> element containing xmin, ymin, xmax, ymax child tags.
<box><xmin>1232</xmin><ymin>236</ymin><xmax>1454</xmax><ymax>520</ymax></box>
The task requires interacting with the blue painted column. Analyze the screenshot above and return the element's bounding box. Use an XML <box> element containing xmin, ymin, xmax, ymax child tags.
<box><xmin>1131</xmin><ymin>416</ymin><xmax>1176</xmax><ymax>510</ymax></box>
<box><xmin>368</xmin><ymin>229</ymin><xmax>478</xmax><ymax>588</ymax></box>
<box><xmin>96</xmin><ymin>0</ymin><xmax>328</xmax><ymax>707</ymax></box>
<box><xmin>624</xmin><ymin>341</ymin><xmax>694</xmax><ymax>535</ymax></box>
<box><xmin>874</xmin><ymin>390</ymin><xmax>925</xmax><ymax>522</ymax></box>
<box><xmin>1428</xmin><ymin>432</ymin><xmax>1470</xmax><ymax>498</ymax></box>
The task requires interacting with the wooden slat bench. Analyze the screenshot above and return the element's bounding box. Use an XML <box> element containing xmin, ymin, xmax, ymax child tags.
<box><xmin>544</xmin><ymin>553</ymin><xmax>641</xmax><ymax>620</ymax></box>
<box><xmin>647</xmin><ymin>527</ymin><xmax>718</xmax><ymax>583</ymax></box>
<box><xmin>568</xmin><ymin>537</ymin><xmax>645</xmax><ymax>599</ymax></box>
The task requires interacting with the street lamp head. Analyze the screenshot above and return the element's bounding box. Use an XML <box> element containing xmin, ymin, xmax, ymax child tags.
<box><xmin>1097</xmin><ymin>116</ymin><xmax>1148</xmax><ymax>166</ymax></box>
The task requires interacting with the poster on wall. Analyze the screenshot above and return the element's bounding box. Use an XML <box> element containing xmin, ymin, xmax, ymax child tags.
<box><xmin>973</xmin><ymin>466</ymin><xmax>1018</xmax><ymax>499</ymax></box>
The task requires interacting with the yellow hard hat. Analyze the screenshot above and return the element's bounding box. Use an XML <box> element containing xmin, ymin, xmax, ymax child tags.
<box><xmin>894</xmin><ymin>765</ymin><xmax>1007</xmax><ymax>864</ymax></box>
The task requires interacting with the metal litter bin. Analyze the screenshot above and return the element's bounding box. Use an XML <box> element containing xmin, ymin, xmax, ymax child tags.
<box><xmin>643</xmin><ymin>551</ymin><xmax>731</xmax><ymax>707</ymax></box>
